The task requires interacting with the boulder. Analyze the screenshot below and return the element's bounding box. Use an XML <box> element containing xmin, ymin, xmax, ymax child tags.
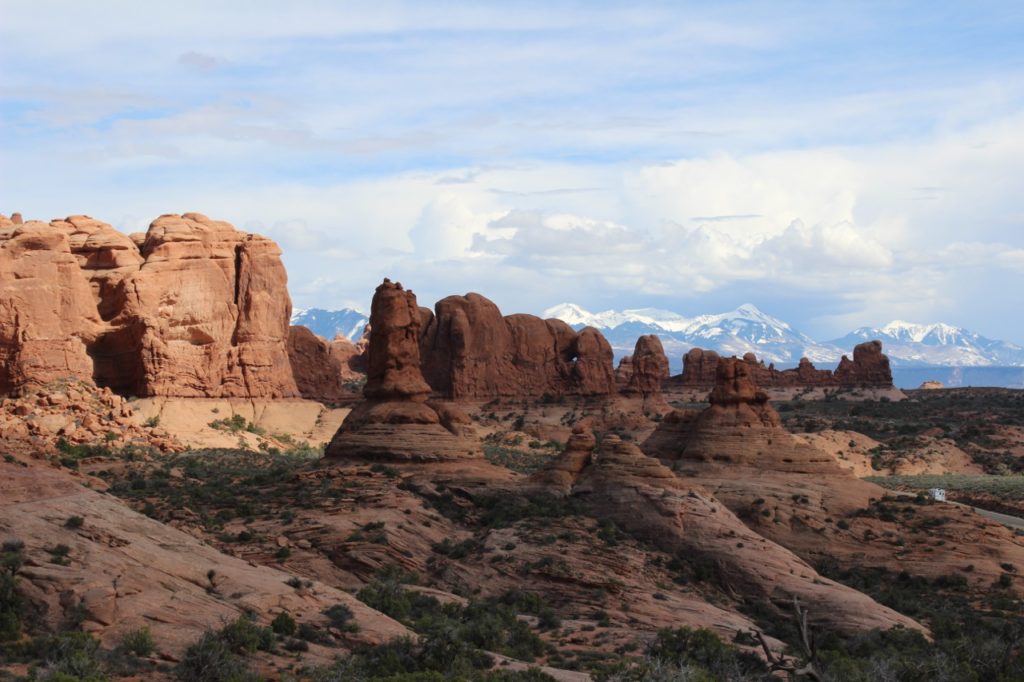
<box><xmin>527</xmin><ymin>426</ymin><xmax>595</xmax><ymax>495</ymax></box>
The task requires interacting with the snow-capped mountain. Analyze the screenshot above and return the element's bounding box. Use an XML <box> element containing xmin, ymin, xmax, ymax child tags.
<box><xmin>830</xmin><ymin>322</ymin><xmax>1024</xmax><ymax>367</ymax></box>
<box><xmin>543</xmin><ymin>302</ymin><xmax>842</xmax><ymax>370</ymax></box>
<box><xmin>291</xmin><ymin>302</ymin><xmax>1024</xmax><ymax>376</ymax></box>
<box><xmin>291</xmin><ymin>307</ymin><xmax>368</xmax><ymax>341</ymax></box>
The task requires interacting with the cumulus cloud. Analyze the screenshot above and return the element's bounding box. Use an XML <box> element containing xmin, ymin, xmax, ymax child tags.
<box><xmin>408</xmin><ymin>194</ymin><xmax>498</xmax><ymax>259</ymax></box>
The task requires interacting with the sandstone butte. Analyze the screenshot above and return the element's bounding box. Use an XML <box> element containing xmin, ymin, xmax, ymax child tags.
<box><xmin>0</xmin><ymin>212</ymin><xmax>345</xmax><ymax>400</ymax></box>
<box><xmin>418</xmin><ymin>292</ymin><xmax>620</xmax><ymax>399</ymax></box>
<box><xmin>678</xmin><ymin>340</ymin><xmax>894</xmax><ymax>389</ymax></box>
<box><xmin>325</xmin><ymin>279</ymin><xmax>481</xmax><ymax>462</ymax></box>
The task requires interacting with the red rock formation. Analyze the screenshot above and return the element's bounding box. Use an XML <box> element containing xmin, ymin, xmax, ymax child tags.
<box><xmin>527</xmin><ymin>426</ymin><xmax>595</xmax><ymax>495</ymax></box>
<box><xmin>613</xmin><ymin>355</ymin><xmax>634</xmax><ymax>391</ymax></box>
<box><xmin>678</xmin><ymin>342</ymin><xmax>893</xmax><ymax>389</ymax></box>
<box><xmin>0</xmin><ymin>220</ymin><xmax>102</xmax><ymax>394</ymax></box>
<box><xmin>646</xmin><ymin>357</ymin><xmax>836</xmax><ymax>472</ymax></box>
<box><xmin>622</xmin><ymin>334</ymin><xmax>669</xmax><ymax>398</ymax></box>
<box><xmin>0</xmin><ymin>212</ymin><xmax>299</xmax><ymax>398</ymax></box>
<box><xmin>680</xmin><ymin>348</ymin><xmax>720</xmax><ymax>386</ymax></box>
<box><xmin>287</xmin><ymin>325</ymin><xmax>351</xmax><ymax>402</ymax></box>
<box><xmin>533</xmin><ymin>428</ymin><xmax>923</xmax><ymax>635</ymax></box>
<box><xmin>419</xmin><ymin>292</ymin><xmax>616</xmax><ymax>399</ymax></box>
<box><xmin>834</xmin><ymin>340</ymin><xmax>892</xmax><ymax>386</ymax></box>
<box><xmin>325</xmin><ymin>280</ymin><xmax>480</xmax><ymax>462</ymax></box>
<box><xmin>328</xmin><ymin>334</ymin><xmax>367</xmax><ymax>380</ymax></box>
<box><xmin>570</xmin><ymin>327</ymin><xmax>617</xmax><ymax>395</ymax></box>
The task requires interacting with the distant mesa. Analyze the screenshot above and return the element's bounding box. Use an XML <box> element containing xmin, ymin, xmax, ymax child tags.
<box><xmin>325</xmin><ymin>279</ymin><xmax>481</xmax><ymax>462</ymax></box>
<box><xmin>677</xmin><ymin>340</ymin><xmax>894</xmax><ymax>389</ymax></box>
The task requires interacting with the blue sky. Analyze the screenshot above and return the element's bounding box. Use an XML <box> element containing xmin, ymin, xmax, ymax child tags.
<box><xmin>2</xmin><ymin>1</ymin><xmax>1024</xmax><ymax>341</ymax></box>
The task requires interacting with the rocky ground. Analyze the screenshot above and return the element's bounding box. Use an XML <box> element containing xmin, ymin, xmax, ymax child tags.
<box><xmin>5</xmin><ymin>381</ymin><xmax>1024</xmax><ymax>680</ymax></box>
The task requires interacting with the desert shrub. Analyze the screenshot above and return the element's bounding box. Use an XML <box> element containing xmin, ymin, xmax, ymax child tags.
<box><xmin>0</xmin><ymin>540</ymin><xmax>27</xmax><ymax>642</ymax></box>
<box><xmin>323</xmin><ymin>603</ymin><xmax>359</xmax><ymax>632</ymax></box>
<box><xmin>370</xmin><ymin>462</ymin><xmax>399</xmax><ymax>478</ymax></box>
<box><xmin>431</xmin><ymin>537</ymin><xmax>480</xmax><ymax>559</ymax></box>
<box><xmin>65</xmin><ymin>515</ymin><xmax>85</xmax><ymax>529</ymax></box>
<box><xmin>0</xmin><ymin>572</ymin><xmax>24</xmax><ymax>642</ymax></box>
<box><xmin>216</xmin><ymin>614</ymin><xmax>275</xmax><ymax>654</ymax></box>
<box><xmin>649</xmin><ymin>627</ymin><xmax>765</xmax><ymax>675</ymax></box>
<box><xmin>283</xmin><ymin>637</ymin><xmax>309</xmax><ymax>652</ymax></box>
<box><xmin>39</xmin><ymin>631</ymin><xmax>105</xmax><ymax>681</ymax></box>
<box><xmin>118</xmin><ymin>626</ymin><xmax>155</xmax><ymax>657</ymax></box>
<box><xmin>472</xmin><ymin>493</ymin><xmax>585</xmax><ymax>528</ymax></box>
<box><xmin>483</xmin><ymin>444</ymin><xmax>553</xmax><ymax>474</ymax></box>
<box><xmin>208</xmin><ymin>414</ymin><xmax>248</xmax><ymax>432</ymax></box>
<box><xmin>357</xmin><ymin>576</ymin><xmax>546</xmax><ymax>663</ymax></box>
<box><xmin>1</xmin><ymin>539</ymin><xmax>25</xmax><ymax>576</ymax></box>
<box><xmin>176</xmin><ymin>630</ymin><xmax>259</xmax><ymax>682</ymax></box>
<box><xmin>270</xmin><ymin>611</ymin><xmax>296</xmax><ymax>636</ymax></box>
<box><xmin>310</xmin><ymin>633</ymin><xmax>551</xmax><ymax>681</ymax></box>
<box><xmin>297</xmin><ymin>622</ymin><xmax>332</xmax><ymax>644</ymax></box>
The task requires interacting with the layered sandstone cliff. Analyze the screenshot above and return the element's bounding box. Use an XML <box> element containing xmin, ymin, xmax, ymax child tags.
<box><xmin>419</xmin><ymin>292</ymin><xmax>617</xmax><ymax>399</ymax></box>
<box><xmin>0</xmin><ymin>212</ymin><xmax>298</xmax><ymax>398</ymax></box>
<box><xmin>679</xmin><ymin>341</ymin><xmax>893</xmax><ymax>388</ymax></box>
<box><xmin>325</xmin><ymin>279</ymin><xmax>480</xmax><ymax>462</ymax></box>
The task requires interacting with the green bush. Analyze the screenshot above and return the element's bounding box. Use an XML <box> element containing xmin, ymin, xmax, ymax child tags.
<box><xmin>216</xmin><ymin>614</ymin><xmax>275</xmax><ymax>654</ymax></box>
<box><xmin>1</xmin><ymin>539</ymin><xmax>25</xmax><ymax>576</ymax></box>
<box><xmin>0</xmin><ymin>572</ymin><xmax>24</xmax><ymax>642</ymax></box>
<box><xmin>324</xmin><ymin>603</ymin><xmax>359</xmax><ymax>632</ymax></box>
<box><xmin>118</xmin><ymin>626</ymin><xmax>155</xmax><ymax>657</ymax></box>
<box><xmin>649</xmin><ymin>626</ymin><xmax>766</xmax><ymax>675</ymax></box>
<box><xmin>357</xmin><ymin>577</ymin><xmax>546</xmax><ymax>663</ymax></box>
<box><xmin>176</xmin><ymin>631</ymin><xmax>259</xmax><ymax>682</ymax></box>
<box><xmin>42</xmin><ymin>631</ymin><xmax>106</xmax><ymax>681</ymax></box>
<box><xmin>270</xmin><ymin>611</ymin><xmax>296</xmax><ymax>636</ymax></box>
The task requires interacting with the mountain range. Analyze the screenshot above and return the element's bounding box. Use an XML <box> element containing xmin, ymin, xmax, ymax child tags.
<box><xmin>544</xmin><ymin>303</ymin><xmax>1024</xmax><ymax>371</ymax></box>
<box><xmin>291</xmin><ymin>307</ymin><xmax>368</xmax><ymax>341</ymax></box>
<box><xmin>290</xmin><ymin>303</ymin><xmax>1024</xmax><ymax>379</ymax></box>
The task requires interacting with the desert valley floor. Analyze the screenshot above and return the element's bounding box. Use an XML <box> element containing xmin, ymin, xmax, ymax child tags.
<box><xmin>2</xmin><ymin>214</ymin><xmax>1024</xmax><ymax>681</ymax></box>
